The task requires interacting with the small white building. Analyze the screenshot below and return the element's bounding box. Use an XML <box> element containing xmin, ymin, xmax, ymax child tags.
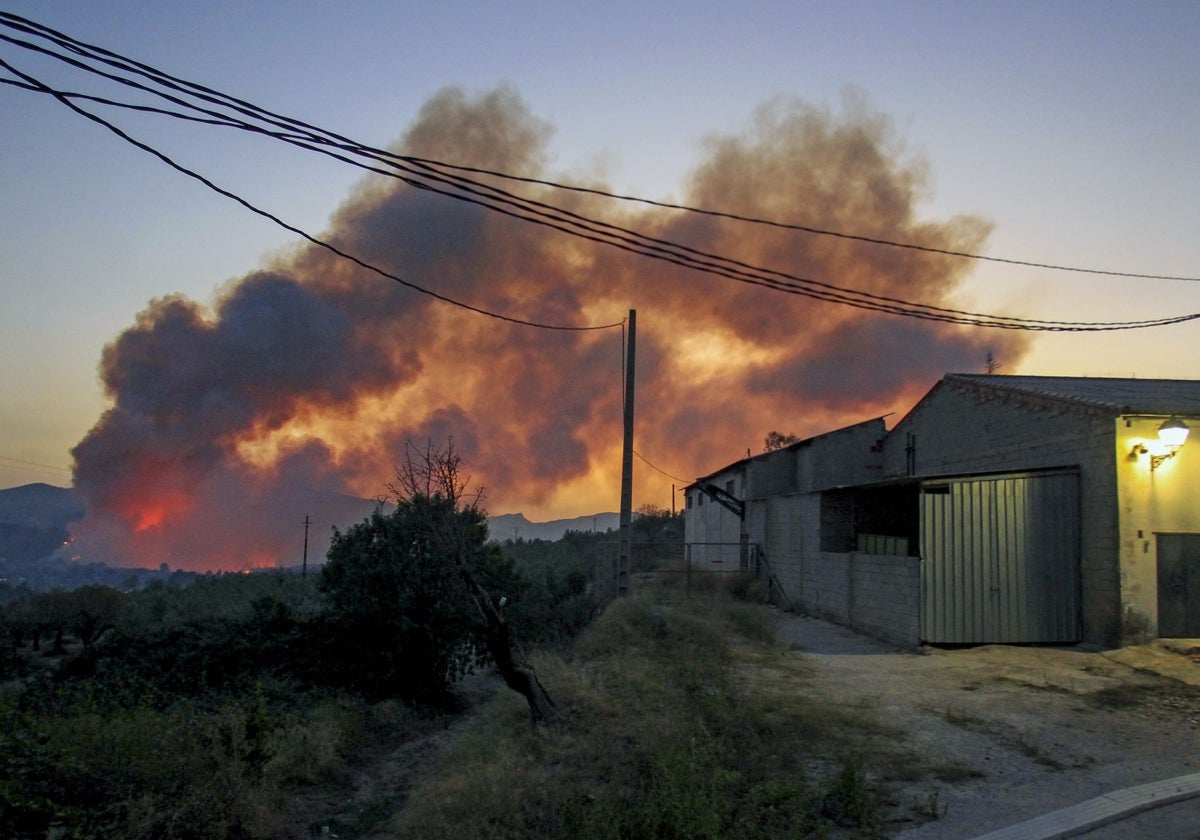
<box><xmin>684</xmin><ymin>374</ymin><xmax>1200</xmax><ymax>647</ymax></box>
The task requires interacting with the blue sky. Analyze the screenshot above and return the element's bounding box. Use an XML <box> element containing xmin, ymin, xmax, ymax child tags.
<box><xmin>3</xmin><ymin>0</ymin><xmax>1199</xmax><ymax>495</ymax></box>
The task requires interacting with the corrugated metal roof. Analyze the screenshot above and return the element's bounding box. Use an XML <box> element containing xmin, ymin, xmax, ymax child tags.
<box><xmin>945</xmin><ymin>374</ymin><xmax>1200</xmax><ymax>416</ymax></box>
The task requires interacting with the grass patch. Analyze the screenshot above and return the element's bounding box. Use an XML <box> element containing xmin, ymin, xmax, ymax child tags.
<box><xmin>1085</xmin><ymin>683</ymin><xmax>1153</xmax><ymax>710</ymax></box>
<box><xmin>391</xmin><ymin>593</ymin><xmax>935</xmax><ymax>838</ymax></box>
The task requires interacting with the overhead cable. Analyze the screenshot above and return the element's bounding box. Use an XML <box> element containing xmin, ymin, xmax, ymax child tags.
<box><xmin>0</xmin><ymin>55</ymin><xmax>621</xmax><ymax>332</ymax></box>
<box><xmin>7</xmin><ymin>8</ymin><xmax>1187</xmax><ymax>285</ymax></box>
<box><xmin>633</xmin><ymin>450</ymin><xmax>691</xmax><ymax>484</ymax></box>
<box><xmin>2</xmin><ymin>12</ymin><xmax>1197</xmax><ymax>332</ymax></box>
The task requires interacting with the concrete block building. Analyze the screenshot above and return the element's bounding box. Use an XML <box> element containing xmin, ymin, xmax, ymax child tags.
<box><xmin>684</xmin><ymin>374</ymin><xmax>1200</xmax><ymax>647</ymax></box>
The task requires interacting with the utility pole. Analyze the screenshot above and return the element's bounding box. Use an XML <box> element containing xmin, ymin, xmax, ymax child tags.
<box><xmin>617</xmin><ymin>309</ymin><xmax>636</xmax><ymax>597</ymax></box>
<box><xmin>301</xmin><ymin>515</ymin><xmax>311</xmax><ymax>578</ymax></box>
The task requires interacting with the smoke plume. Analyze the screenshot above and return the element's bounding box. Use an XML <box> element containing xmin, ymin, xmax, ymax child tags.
<box><xmin>69</xmin><ymin>86</ymin><xmax>1029</xmax><ymax>571</ymax></box>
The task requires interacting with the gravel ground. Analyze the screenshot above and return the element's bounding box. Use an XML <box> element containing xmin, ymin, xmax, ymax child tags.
<box><xmin>768</xmin><ymin>611</ymin><xmax>1200</xmax><ymax>839</ymax></box>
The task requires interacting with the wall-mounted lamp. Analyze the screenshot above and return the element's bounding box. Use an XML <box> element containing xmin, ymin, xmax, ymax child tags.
<box><xmin>1130</xmin><ymin>417</ymin><xmax>1190</xmax><ymax>469</ymax></box>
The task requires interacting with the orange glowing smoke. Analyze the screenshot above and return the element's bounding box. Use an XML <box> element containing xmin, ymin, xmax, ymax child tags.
<box><xmin>132</xmin><ymin>506</ymin><xmax>167</xmax><ymax>533</ymax></box>
<box><xmin>68</xmin><ymin>86</ymin><xmax>1030</xmax><ymax>572</ymax></box>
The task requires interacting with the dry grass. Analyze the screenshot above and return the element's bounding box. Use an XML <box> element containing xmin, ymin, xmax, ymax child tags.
<box><xmin>387</xmin><ymin>591</ymin><xmax>963</xmax><ymax>838</ymax></box>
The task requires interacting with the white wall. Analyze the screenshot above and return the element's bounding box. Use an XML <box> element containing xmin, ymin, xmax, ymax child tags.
<box><xmin>1115</xmin><ymin>415</ymin><xmax>1200</xmax><ymax>639</ymax></box>
<box><xmin>684</xmin><ymin>468</ymin><xmax>744</xmax><ymax>570</ymax></box>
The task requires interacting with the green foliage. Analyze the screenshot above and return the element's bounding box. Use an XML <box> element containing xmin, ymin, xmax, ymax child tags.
<box><xmin>819</xmin><ymin>758</ymin><xmax>882</xmax><ymax>830</ymax></box>
<box><xmin>319</xmin><ymin>499</ymin><xmax>512</xmax><ymax>704</ymax></box>
<box><xmin>0</xmin><ymin>683</ymin><xmax>383</xmax><ymax>839</ymax></box>
<box><xmin>498</xmin><ymin>530</ymin><xmax>602</xmax><ymax>645</ymax></box>
<box><xmin>727</xmin><ymin>572</ymin><xmax>771</xmax><ymax>604</ymax></box>
<box><xmin>630</xmin><ymin>504</ymin><xmax>683</xmax><ymax>573</ymax></box>
<box><xmin>0</xmin><ymin>486</ymin><xmax>708</xmax><ymax>837</ymax></box>
<box><xmin>393</xmin><ymin>594</ymin><xmax>890</xmax><ymax>839</ymax></box>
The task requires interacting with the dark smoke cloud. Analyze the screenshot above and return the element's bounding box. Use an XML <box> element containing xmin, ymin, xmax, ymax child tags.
<box><xmin>69</xmin><ymin>85</ymin><xmax>1029</xmax><ymax>571</ymax></box>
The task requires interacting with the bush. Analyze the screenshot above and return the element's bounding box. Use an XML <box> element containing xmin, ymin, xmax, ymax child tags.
<box><xmin>391</xmin><ymin>593</ymin><xmax>882</xmax><ymax>839</ymax></box>
<box><xmin>319</xmin><ymin>499</ymin><xmax>515</xmax><ymax>704</ymax></box>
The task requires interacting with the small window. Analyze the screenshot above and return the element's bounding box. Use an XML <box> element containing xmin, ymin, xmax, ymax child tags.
<box><xmin>726</xmin><ymin>479</ymin><xmax>735</xmax><ymax>495</ymax></box>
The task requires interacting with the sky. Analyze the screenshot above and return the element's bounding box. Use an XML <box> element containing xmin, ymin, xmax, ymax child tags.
<box><xmin>1</xmin><ymin>2</ymin><xmax>1198</xmax><ymax>567</ymax></box>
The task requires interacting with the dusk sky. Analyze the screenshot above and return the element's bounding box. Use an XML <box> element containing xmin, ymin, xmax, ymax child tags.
<box><xmin>2</xmin><ymin>2</ymin><xmax>1199</xmax><ymax>563</ymax></box>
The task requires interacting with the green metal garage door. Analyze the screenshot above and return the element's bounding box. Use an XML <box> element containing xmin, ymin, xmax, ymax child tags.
<box><xmin>920</xmin><ymin>470</ymin><xmax>1080</xmax><ymax>644</ymax></box>
<box><xmin>1158</xmin><ymin>533</ymin><xmax>1200</xmax><ymax>638</ymax></box>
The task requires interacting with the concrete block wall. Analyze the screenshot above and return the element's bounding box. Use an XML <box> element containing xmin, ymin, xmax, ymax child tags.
<box><xmin>805</xmin><ymin>552</ymin><xmax>850</xmax><ymax>623</ymax></box>
<box><xmin>849</xmin><ymin>553</ymin><xmax>921</xmax><ymax>647</ymax></box>
<box><xmin>883</xmin><ymin>379</ymin><xmax>1121</xmax><ymax>645</ymax></box>
<box><xmin>755</xmin><ymin>494</ymin><xmax>920</xmax><ymax>646</ymax></box>
<box><xmin>754</xmin><ymin>494</ymin><xmax>818</xmax><ymax>609</ymax></box>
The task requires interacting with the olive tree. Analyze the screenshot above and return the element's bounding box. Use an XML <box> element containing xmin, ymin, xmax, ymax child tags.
<box><xmin>322</xmin><ymin>441</ymin><xmax>560</xmax><ymax>723</ymax></box>
<box><xmin>389</xmin><ymin>440</ymin><xmax>561</xmax><ymax>723</ymax></box>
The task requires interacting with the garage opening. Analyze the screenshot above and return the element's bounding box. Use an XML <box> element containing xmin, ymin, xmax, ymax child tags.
<box><xmin>920</xmin><ymin>469</ymin><xmax>1081</xmax><ymax>644</ymax></box>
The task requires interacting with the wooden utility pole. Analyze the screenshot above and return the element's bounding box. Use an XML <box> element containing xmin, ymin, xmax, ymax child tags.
<box><xmin>301</xmin><ymin>514</ymin><xmax>311</xmax><ymax>578</ymax></box>
<box><xmin>617</xmin><ymin>309</ymin><xmax>636</xmax><ymax>597</ymax></box>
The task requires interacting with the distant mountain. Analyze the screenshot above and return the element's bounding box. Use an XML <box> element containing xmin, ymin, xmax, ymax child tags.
<box><xmin>0</xmin><ymin>484</ymin><xmax>84</xmax><ymax>563</ymax></box>
<box><xmin>488</xmin><ymin>512</ymin><xmax>620</xmax><ymax>543</ymax></box>
<box><xmin>0</xmin><ymin>483</ymin><xmax>83</xmax><ymax>529</ymax></box>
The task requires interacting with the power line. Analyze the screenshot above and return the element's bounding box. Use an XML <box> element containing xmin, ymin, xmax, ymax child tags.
<box><xmin>0</xmin><ymin>455</ymin><xmax>71</xmax><ymax>475</ymax></box>
<box><xmin>0</xmin><ymin>56</ymin><xmax>621</xmax><ymax>333</ymax></box>
<box><xmin>406</xmin><ymin>158</ymin><xmax>1200</xmax><ymax>284</ymax></box>
<box><xmin>2</xmin><ymin>13</ymin><xmax>1197</xmax><ymax>332</ymax></box>
<box><xmin>12</xmin><ymin>7</ymin><xmax>1165</xmax><ymax>285</ymax></box>
<box><xmin>9</xmin><ymin>7</ymin><xmax>1183</xmax><ymax>286</ymax></box>
<box><xmin>633</xmin><ymin>450</ymin><xmax>690</xmax><ymax>484</ymax></box>
<box><xmin>7</xmin><ymin>72</ymin><xmax>1187</xmax><ymax>333</ymax></box>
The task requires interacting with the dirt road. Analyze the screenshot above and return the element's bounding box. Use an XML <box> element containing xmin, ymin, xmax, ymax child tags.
<box><xmin>770</xmin><ymin>611</ymin><xmax>1200</xmax><ymax>838</ymax></box>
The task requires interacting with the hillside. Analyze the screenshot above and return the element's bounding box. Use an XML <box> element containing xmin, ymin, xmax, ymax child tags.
<box><xmin>488</xmin><ymin>511</ymin><xmax>620</xmax><ymax>542</ymax></box>
<box><xmin>0</xmin><ymin>483</ymin><xmax>83</xmax><ymax>529</ymax></box>
<box><xmin>0</xmin><ymin>483</ymin><xmax>83</xmax><ymax>563</ymax></box>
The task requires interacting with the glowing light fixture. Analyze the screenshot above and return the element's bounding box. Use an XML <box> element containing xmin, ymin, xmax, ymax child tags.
<box><xmin>1131</xmin><ymin>417</ymin><xmax>1190</xmax><ymax>470</ymax></box>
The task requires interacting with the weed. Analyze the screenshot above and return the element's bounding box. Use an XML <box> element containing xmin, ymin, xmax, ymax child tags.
<box><xmin>820</xmin><ymin>757</ymin><xmax>881</xmax><ymax>830</ymax></box>
<box><xmin>1086</xmin><ymin>683</ymin><xmax>1151</xmax><ymax>710</ymax></box>
<box><xmin>929</xmin><ymin>762</ymin><xmax>985</xmax><ymax>783</ymax></box>
<box><xmin>727</xmin><ymin>572</ymin><xmax>771</xmax><ymax>604</ymax></box>
<box><xmin>914</xmin><ymin>788</ymin><xmax>947</xmax><ymax>819</ymax></box>
<box><xmin>721</xmin><ymin>599</ymin><xmax>779</xmax><ymax>645</ymax></box>
<box><xmin>393</xmin><ymin>593</ymin><xmax>896</xmax><ymax>838</ymax></box>
<box><xmin>1016</xmin><ymin>728</ymin><xmax>1068</xmax><ymax>770</ymax></box>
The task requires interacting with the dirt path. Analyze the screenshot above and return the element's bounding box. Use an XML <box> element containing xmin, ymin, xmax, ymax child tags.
<box><xmin>282</xmin><ymin>673</ymin><xmax>503</xmax><ymax>838</ymax></box>
<box><xmin>770</xmin><ymin>611</ymin><xmax>1200</xmax><ymax>838</ymax></box>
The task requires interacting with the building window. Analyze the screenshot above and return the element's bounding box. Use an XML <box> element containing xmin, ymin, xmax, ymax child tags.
<box><xmin>726</xmin><ymin>479</ymin><xmax>735</xmax><ymax>495</ymax></box>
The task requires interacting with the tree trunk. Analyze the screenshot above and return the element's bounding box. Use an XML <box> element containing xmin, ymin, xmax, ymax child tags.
<box><xmin>50</xmin><ymin>626</ymin><xmax>66</xmax><ymax>656</ymax></box>
<box><xmin>484</xmin><ymin>609</ymin><xmax>562</xmax><ymax>725</ymax></box>
<box><xmin>459</xmin><ymin>568</ymin><xmax>562</xmax><ymax>725</ymax></box>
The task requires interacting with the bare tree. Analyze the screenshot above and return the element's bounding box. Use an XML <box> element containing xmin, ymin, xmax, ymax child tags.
<box><xmin>388</xmin><ymin>440</ymin><xmax>562</xmax><ymax>725</ymax></box>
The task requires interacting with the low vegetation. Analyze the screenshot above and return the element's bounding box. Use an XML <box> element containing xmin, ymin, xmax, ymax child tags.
<box><xmin>2</xmin><ymin>450</ymin><xmax>951</xmax><ymax>837</ymax></box>
<box><xmin>390</xmin><ymin>585</ymin><xmax>919</xmax><ymax>839</ymax></box>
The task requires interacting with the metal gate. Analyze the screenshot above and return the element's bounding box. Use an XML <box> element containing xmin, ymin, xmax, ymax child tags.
<box><xmin>920</xmin><ymin>470</ymin><xmax>1080</xmax><ymax>644</ymax></box>
<box><xmin>1157</xmin><ymin>533</ymin><xmax>1200</xmax><ymax>637</ymax></box>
